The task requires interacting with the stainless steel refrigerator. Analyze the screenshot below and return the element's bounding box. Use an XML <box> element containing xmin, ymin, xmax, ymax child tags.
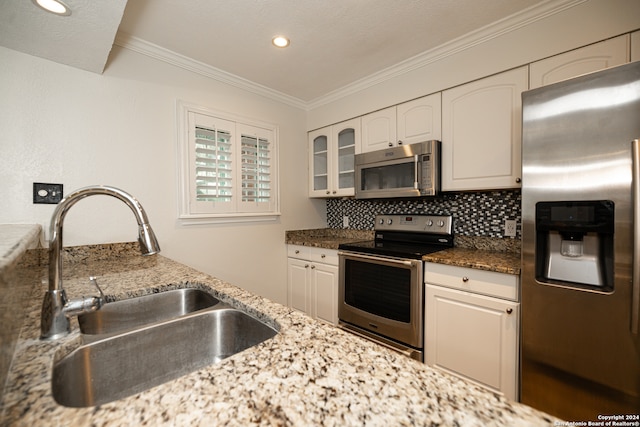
<box><xmin>521</xmin><ymin>61</ymin><xmax>640</xmax><ymax>420</ymax></box>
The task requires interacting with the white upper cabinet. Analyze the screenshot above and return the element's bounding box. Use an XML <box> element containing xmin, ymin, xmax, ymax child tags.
<box><xmin>396</xmin><ymin>93</ymin><xmax>442</xmax><ymax>146</ymax></box>
<box><xmin>361</xmin><ymin>106</ymin><xmax>397</xmax><ymax>152</ymax></box>
<box><xmin>309</xmin><ymin>118</ymin><xmax>360</xmax><ymax>198</ymax></box>
<box><xmin>529</xmin><ymin>35</ymin><xmax>629</xmax><ymax>89</ymax></box>
<box><xmin>632</xmin><ymin>31</ymin><xmax>640</xmax><ymax>62</ymax></box>
<box><xmin>361</xmin><ymin>95</ymin><xmax>442</xmax><ymax>153</ymax></box>
<box><xmin>442</xmin><ymin>66</ymin><xmax>528</xmax><ymax>191</ymax></box>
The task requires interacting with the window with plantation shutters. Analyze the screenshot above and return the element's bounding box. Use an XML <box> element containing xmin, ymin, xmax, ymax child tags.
<box><xmin>195</xmin><ymin>126</ymin><xmax>233</xmax><ymax>202</ymax></box>
<box><xmin>178</xmin><ymin>101</ymin><xmax>280</xmax><ymax>223</ymax></box>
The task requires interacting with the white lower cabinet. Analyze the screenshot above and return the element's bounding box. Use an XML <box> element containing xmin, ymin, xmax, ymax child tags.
<box><xmin>425</xmin><ymin>262</ymin><xmax>519</xmax><ymax>400</ymax></box>
<box><xmin>287</xmin><ymin>245</ymin><xmax>339</xmax><ymax>325</ymax></box>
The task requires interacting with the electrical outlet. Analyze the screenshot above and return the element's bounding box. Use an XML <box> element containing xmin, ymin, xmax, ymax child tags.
<box><xmin>504</xmin><ymin>219</ymin><xmax>517</xmax><ymax>237</ymax></box>
<box><xmin>33</xmin><ymin>183</ymin><xmax>63</xmax><ymax>204</ymax></box>
<box><xmin>343</xmin><ymin>216</ymin><xmax>349</xmax><ymax>228</ymax></box>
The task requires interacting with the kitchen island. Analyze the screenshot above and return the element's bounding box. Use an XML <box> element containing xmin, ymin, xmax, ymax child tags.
<box><xmin>0</xmin><ymin>242</ymin><xmax>556</xmax><ymax>426</ymax></box>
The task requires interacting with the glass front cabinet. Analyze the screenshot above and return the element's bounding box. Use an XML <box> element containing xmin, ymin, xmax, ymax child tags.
<box><xmin>308</xmin><ymin>118</ymin><xmax>361</xmax><ymax>198</ymax></box>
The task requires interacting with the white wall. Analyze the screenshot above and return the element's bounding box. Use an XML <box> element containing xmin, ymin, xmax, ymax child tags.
<box><xmin>0</xmin><ymin>45</ymin><xmax>326</xmax><ymax>305</ymax></box>
<box><xmin>307</xmin><ymin>0</ymin><xmax>640</xmax><ymax>130</ymax></box>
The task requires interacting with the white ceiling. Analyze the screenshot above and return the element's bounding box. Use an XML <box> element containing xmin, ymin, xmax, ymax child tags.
<box><xmin>1</xmin><ymin>0</ymin><xmax>556</xmax><ymax>103</ymax></box>
<box><xmin>0</xmin><ymin>0</ymin><xmax>128</xmax><ymax>73</ymax></box>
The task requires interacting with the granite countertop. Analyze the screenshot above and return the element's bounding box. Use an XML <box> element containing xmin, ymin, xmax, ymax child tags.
<box><xmin>0</xmin><ymin>224</ymin><xmax>42</xmax><ymax>397</ymax></box>
<box><xmin>286</xmin><ymin>229</ymin><xmax>521</xmax><ymax>275</ymax></box>
<box><xmin>0</xmin><ymin>224</ymin><xmax>41</xmax><ymax>271</ymax></box>
<box><xmin>423</xmin><ymin>248</ymin><xmax>521</xmax><ymax>275</ymax></box>
<box><xmin>0</xmin><ymin>245</ymin><xmax>555</xmax><ymax>426</ymax></box>
<box><xmin>285</xmin><ymin>228</ymin><xmax>373</xmax><ymax>250</ymax></box>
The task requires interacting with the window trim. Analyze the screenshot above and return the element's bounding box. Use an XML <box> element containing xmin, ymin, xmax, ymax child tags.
<box><xmin>176</xmin><ymin>100</ymin><xmax>281</xmax><ymax>225</ymax></box>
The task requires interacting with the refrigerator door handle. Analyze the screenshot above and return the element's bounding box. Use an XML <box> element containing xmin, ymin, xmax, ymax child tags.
<box><xmin>631</xmin><ymin>139</ymin><xmax>640</xmax><ymax>335</ymax></box>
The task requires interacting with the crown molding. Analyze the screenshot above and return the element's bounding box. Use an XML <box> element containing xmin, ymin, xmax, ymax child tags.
<box><xmin>306</xmin><ymin>0</ymin><xmax>587</xmax><ymax>110</ymax></box>
<box><xmin>113</xmin><ymin>32</ymin><xmax>308</xmax><ymax>110</ymax></box>
<box><xmin>114</xmin><ymin>0</ymin><xmax>586</xmax><ymax>112</ymax></box>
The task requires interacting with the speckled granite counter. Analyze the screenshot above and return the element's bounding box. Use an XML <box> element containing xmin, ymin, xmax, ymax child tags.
<box><xmin>286</xmin><ymin>229</ymin><xmax>521</xmax><ymax>275</ymax></box>
<box><xmin>423</xmin><ymin>247</ymin><xmax>521</xmax><ymax>275</ymax></box>
<box><xmin>0</xmin><ymin>224</ymin><xmax>41</xmax><ymax>271</ymax></box>
<box><xmin>0</xmin><ymin>224</ymin><xmax>42</xmax><ymax>403</ymax></box>
<box><xmin>0</xmin><ymin>243</ymin><xmax>554</xmax><ymax>426</ymax></box>
<box><xmin>285</xmin><ymin>228</ymin><xmax>373</xmax><ymax>250</ymax></box>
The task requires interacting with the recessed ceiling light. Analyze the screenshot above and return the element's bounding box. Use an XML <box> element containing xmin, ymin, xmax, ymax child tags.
<box><xmin>272</xmin><ymin>36</ymin><xmax>290</xmax><ymax>48</ymax></box>
<box><xmin>32</xmin><ymin>0</ymin><xmax>71</xmax><ymax>16</ymax></box>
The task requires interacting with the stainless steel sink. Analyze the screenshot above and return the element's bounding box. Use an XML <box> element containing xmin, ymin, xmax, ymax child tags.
<box><xmin>53</xmin><ymin>307</ymin><xmax>277</xmax><ymax>407</ymax></box>
<box><xmin>78</xmin><ymin>288</ymin><xmax>219</xmax><ymax>335</ymax></box>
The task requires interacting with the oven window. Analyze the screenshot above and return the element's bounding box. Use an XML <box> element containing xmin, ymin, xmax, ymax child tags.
<box><xmin>361</xmin><ymin>162</ymin><xmax>415</xmax><ymax>190</ymax></box>
<box><xmin>344</xmin><ymin>259</ymin><xmax>411</xmax><ymax>323</ymax></box>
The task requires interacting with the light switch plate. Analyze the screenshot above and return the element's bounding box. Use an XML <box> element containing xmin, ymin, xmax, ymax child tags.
<box><xmin>33</xmin><ymin>182</ymin><xmax>63</xmax><ymax>204</ymax></box>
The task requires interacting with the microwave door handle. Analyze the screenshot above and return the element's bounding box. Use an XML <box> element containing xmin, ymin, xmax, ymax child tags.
<box><xmin>632</xmin><ymin>139</ymin><xmax>640</xmax><ymax>335</ymax></box>
<box><xmin>413</xmin><ymin>154</ymin><xmax>419</xmax><ymax>189</ymax></box>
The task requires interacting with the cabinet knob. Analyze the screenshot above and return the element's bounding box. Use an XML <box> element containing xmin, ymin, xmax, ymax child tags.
<box><xmin>295</xmin><ymin>250</ymin><xmax>300</xmax><ymax>254</ymax></box>
<box><xmin>321</xmin><ymin>254</ymin><xmax>326</xmax><ymax>258</ymax></box>
<box><xmin>304</xmin><ymin>264</ymin><xmax>309</xmax><ymax>268</ymax></box>
<box><xmin>516</xmin><ymin>177</ymin><xmax>522</xmax><ymax>183</ymax></box>
<box><xmin>506</xmin><ymin>308</ymin><xmax>513</xmax><ymax>314</ymax></box>
<box><xmin>311</xmin><ymin>265</ymin><xmax>316</xmax><ymax>269</ymax></box>
<box><xmin>398</xmin><ymin>140</ymin><xmax>403</xmax><ymax>145</ymax></box>
<box><xmin>326</xmin><ymin>190</ymin><xmax>330</xmax><ymax>195</ymax></box>
<box><xmin>462</xmin><ymin>276</ymin><xmax>469</xmax><ymax>282</ymax></box>
<box><xmin>332</xmin><ymin>190</ymin><xmax>337</xmax><ymax>194</ymax></box>
<box><xmin>388</xmin><ymin>142</ymin><xmax>393</xmax><ymax>147</ymax></box>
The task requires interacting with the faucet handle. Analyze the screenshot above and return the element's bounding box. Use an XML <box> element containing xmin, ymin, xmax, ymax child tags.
<box><xmin>62</xmin><ymin>277</ymin><xmax>105</xmax><ymax>317</ymax></box>
<box><xmin>89</xmin><ymin>276</ymin><xmax>105</xmax><ymax>302</ymax></box>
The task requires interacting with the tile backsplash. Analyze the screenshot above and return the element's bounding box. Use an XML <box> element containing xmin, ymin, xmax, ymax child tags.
<box><xmin>327</xmin><ymin>190</ymin><xmax>521</xmax><ymax>238</ymax></box>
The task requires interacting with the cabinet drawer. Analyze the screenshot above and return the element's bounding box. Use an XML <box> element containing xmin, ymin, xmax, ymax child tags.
<box><xmin>287</xmin><ymin>245</ymin><xmax>309</xmax><ymax>259</ymax></box>
<box><xmin>307</xmin><ymin>247</ymin><xmax>338</xmax><ymax>265</ymax></box>
<box><xmin>424</xmin><ymin>262</ymin><xmax>519</xmax><ymax>301</ymax></box>
<box><xmin>287</xmin><ymin>245</ymin><xmax>338</xmax><ymax>265</ymax></box>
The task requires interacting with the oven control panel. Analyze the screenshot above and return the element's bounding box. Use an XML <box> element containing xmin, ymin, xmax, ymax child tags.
<box><xmin>375</xmin><ymin>214</ymin><xmax>453</xmax><ymax>235</ymax></box>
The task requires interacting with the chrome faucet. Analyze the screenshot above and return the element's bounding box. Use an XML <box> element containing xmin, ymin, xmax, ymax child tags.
<box><xmin>40</xmin><ymin>185</ymin><xmax>160</xmax><ymax>340</ymax></box>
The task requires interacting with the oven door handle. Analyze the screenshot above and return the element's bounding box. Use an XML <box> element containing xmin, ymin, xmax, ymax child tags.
<box><xmin>339</xmin><ymin>324</ymin><xmax>418</xmax><ymax>359</ymax></box>
<box><xmin>338</xmin><ymin>251</ymin><xmax>416</xmax><ymax>266</ymax></box>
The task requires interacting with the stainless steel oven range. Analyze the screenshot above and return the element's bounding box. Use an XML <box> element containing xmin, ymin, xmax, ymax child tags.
<box><xmin>338</xmin><ymin>214</ymin><xmax>453</xmax><ymax>361</ymax></box>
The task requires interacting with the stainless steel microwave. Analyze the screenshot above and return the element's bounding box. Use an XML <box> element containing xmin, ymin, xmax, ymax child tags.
<box><xmin>355</xmin><ymin>140</ymin><xmax>440</xmax><ymax>199</ymax></box>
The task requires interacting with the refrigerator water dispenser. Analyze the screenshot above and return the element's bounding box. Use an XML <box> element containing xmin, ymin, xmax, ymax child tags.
<box><xmin>535</xmin><ymin>200</ymin><xmax>614</xmax><ymax>291</ymax></box>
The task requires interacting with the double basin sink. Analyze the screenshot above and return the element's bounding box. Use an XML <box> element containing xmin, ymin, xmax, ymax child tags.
<box><xmin>52</xmin><ymin>288</ymin><xmax>278</xmax><ymax>407</ymax></box>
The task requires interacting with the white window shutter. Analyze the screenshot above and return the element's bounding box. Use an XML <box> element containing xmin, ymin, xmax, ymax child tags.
<box><xmin>188</xmin><ymin>112</ymin><xmax>236</xmax><ymax>214</ymax></box>
<box><xmin>178</xmin><ymin>102</ymin><xmax>280</xmax><ymax>223</ymax></box>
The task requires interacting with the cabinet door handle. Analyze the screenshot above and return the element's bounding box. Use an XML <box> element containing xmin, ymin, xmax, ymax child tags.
<box><xmin>506</xmin><ymin>308</ymin><xmax>513</xmax><ymax>314</ymax></box>
<box><xmin>462</xmin><ymin>276</ymin><xmax>469</xmax><ymax>282</ymax></box>
<box><xmin>321</xmin><ymin>254</ymin><xmax>326</xmax><ymax>258</ymax></box>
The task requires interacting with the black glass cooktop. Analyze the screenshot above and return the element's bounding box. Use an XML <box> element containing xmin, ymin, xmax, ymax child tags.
<box><xmin>339</xmin><ymin>232</ymin><xmax>453</xmax><ymax>260</ymax></box>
